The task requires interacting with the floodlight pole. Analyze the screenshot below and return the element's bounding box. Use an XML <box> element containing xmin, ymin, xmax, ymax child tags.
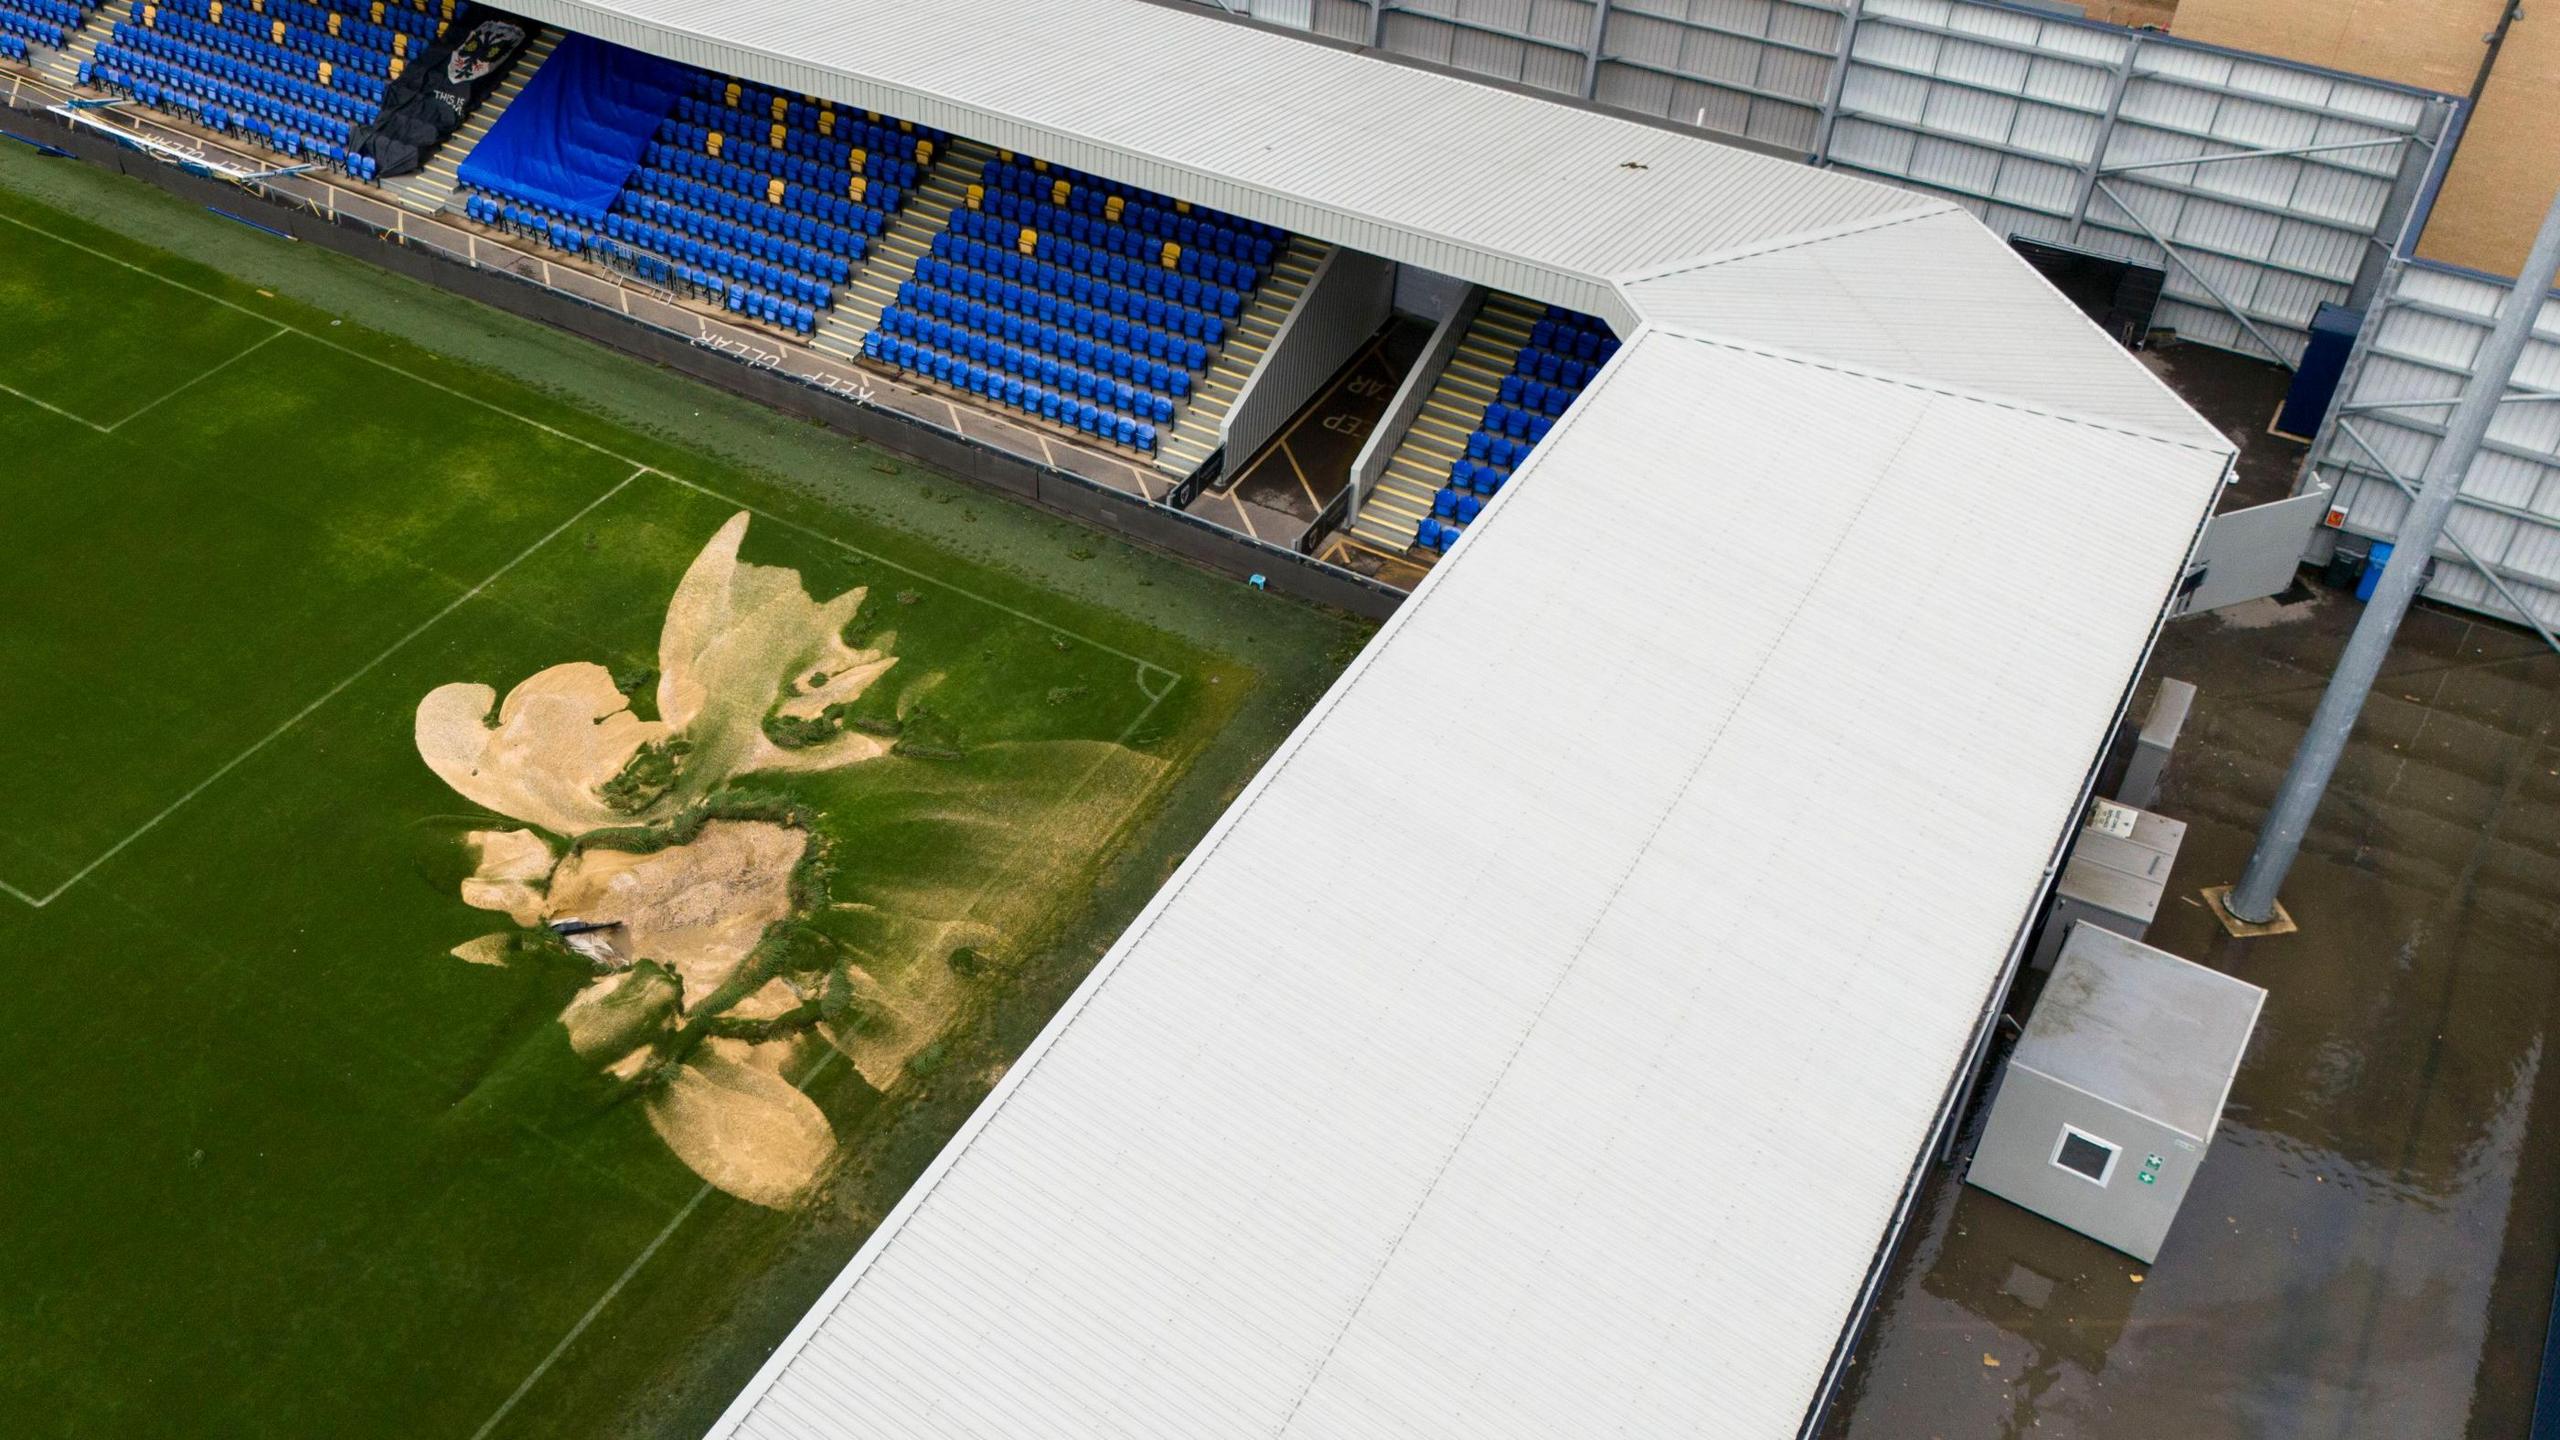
<box><xmin>2225</xmin><ymin>183</ymin><xmax>2560</xmax><ymax>926</ymax></box>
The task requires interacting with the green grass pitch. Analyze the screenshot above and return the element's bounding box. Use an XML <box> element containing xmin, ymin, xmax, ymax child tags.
<box><xmin>0</xmin><ymin>175</ymin><xmax>1356</xmax><ymax>1437</ymax></box>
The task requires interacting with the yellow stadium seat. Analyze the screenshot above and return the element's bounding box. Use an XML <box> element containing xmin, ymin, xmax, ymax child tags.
<box><xmin>771</xmin><ymin>95</ymin><xmax>786</xmax><ymax>121</ymax></box>
<box><xmin>769</xmin><ymin>121</ymin><xmax>785</xmax><ymax>149</ymax></box>
<box><xmin>916</xmin><ymin>139</ymin><xmax>934</xmax><ymax>165</ymax></box>
<box><xmin>849</xmin><ymin>146</ymin><xmax>866</xmax><ymax>170</ymax></box>
<box><xmin>325</xmin><ymin>11</ymin><xmax>339</xmax><ymax>35</ymax></box>
<box><xmin>768</xmin><ymin>178</ymin><xmax>787</xmax><ymax>205</ymax></box>
<box><xmin>818</xmin><ymin>110</ymin><xmax>835</xmax><ymax>136</ymax></box>
<box><xmin>207</xmin><ymin>0</ymin><xmax>221</xmax><ymax>20</ymax></box>
<box><xmin>271</xmin><ymin>18</ymin><xmax>283</xmax><ymax>40</ymax></box>
<box><xmin>898</xmin><ymin>119</ymin><xmax>912</xmax><ymax>133</ymax></box>
<box><xmin>965</xmin><ymin>183</ymin><xmax>984</xmax><ymax>211</ymax></box>
<box><xmin>393</xmin><ymin>31</ymin><xmax>407</xmax><ymax>55</ymax></box>
<box><xmin>1105</xmin><ymin>195</ymin><xmax>1124</xmax><ymax>223</ymax></box>
<box><xmin>999</xmin><ymin>149</ymin><xmax>1014</xmax><ymax>163</ymax></box>
<box><xmin>1175</xmin><ymin>200</ymin><xmax>1191</xmax><ymax>215</ymax></box>
<box><xmin>140</xmin><ymin>4</ymin><xmax>155</xmax><ymax>26</ymax></box>
<box><xmin>706</xmin><ymin>131</ymin><xmax>723</xmax><ymax>157</ymax></box>
<box><xmin>368</xmin><ymin>0</ymin><xmax>381</xmax><ymax>21</ymax></box>
<box><xmin>1160</xmin><ymin>241</ymin><xmax>1181</xmax><ymax>269</ymax></box>
<box><xmin>725</xmin><ymin>81</ymin><xmax>742</xmax><ymax>107</ymax></box>
<box><xmin>318</xmin><ymin>60</ymin><xmax>332</xmax><ymax>84</ymax></box>
<box><xmin>1032</xmin><ymin>158</ymin><xmax>1047</xmax><ymax>173</ymax></box>
<box><xmin>1019</xmin><ymin>228</ymin><xmax>1038</xmax><ymax>257</ymax></box>
<box><xmin>1051</xmin><ymin>179</ymin><xmax>1070</xmax><ymax>207</ymax></box>
<box><xmin>387</xmin><ymin>56</ymin><xmax>403</xmax><ymax>78</ymax></box>
<box><xmin>848</xmin><ymin>175</ymin><xmax>868</xmax><ymax>203</ymax></box>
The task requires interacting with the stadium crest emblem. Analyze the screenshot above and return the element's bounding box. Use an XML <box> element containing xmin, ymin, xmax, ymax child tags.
<box><xmin>446</xmin><ymin>20</ymin><xmax>526</xmax><ymax>86</ymax></box>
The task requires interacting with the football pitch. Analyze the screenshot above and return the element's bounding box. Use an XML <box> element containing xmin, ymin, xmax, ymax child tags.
<box><xmin>0</xmin><ymin>173</ymin><xmax>1354</xmax><ymax>1437</ymax></box>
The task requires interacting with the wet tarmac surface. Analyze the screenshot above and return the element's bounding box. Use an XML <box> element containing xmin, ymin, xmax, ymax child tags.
<box><xmin>1823</xmin><ymin>558</ymin><xmax>2560</xmax><ymax>1438</ymax></box>
<box><xmin>1219</xmin><ymin>319</ymin><xmax>1428</xmax><ymax>524</ymax></box>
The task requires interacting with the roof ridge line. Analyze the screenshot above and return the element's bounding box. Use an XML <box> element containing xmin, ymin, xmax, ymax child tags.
<box><xmin>1610</xmin><ymin>201</ymin><xmax>1960</xmax><ymax>292</ymax></box>
<box><xmin>1641</xmin><ymin>322</ymin><xmax>2241</xmax><ymax>458</ymax></box>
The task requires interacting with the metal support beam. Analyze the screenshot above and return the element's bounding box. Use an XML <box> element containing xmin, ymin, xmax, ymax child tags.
<box><xmin>2225</xmin><ymin>184</ymin><xmax>2560</xmax><ymax>926</ymax></box>
<box><xmin>2094</xmin><ymin>178</ymin><xmax>2298</xmax><ymax>369</ymax></box>
<box><xmin>2066</xmin><ymin>45</ymin><xmax>2137</xmax><ymax>248</ymax></box>
<box><xmin>2330</xmin><ymin>419</ymin><xmax>2560</xmax><ymax>654</ymax></box>
<box><xmin>1809</xmin><ymin>0</ymin><xmax>1863</xmax><ymax>164</ymax></box>
<box><xmin>1579</xmin><ymin>0</ymin><xmax>1613</xmax><ymax>99</ymax></box>
<box><xmin>1369</xmin><ymin>0</ymin><xmax>1384</xmax><ymax>47</ymax></box>
<box><xmin>2341</xmin><ymin>388</ymin><xmax>2560</xmax><ymax>413</ymax></box>
<box><xmin>2097</xmin><ymin>134</ymin><xmax>2413</xmax><ymax>176</ymax></box>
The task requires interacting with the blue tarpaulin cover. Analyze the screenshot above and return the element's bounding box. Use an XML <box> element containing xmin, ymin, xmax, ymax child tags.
<box><xmin>458</xmin><ymin>33</ymin><xmax>685</xmax><ymax>221</ymax></box>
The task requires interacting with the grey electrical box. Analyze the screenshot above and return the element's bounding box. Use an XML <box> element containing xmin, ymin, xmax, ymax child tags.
<box><xmin>2118</xmin><ymin>679</ymin><xmax>2196</xmax><ymax>811</ymax></box>
<box><xmin>1967</xmin><ymin>926</ymin><xmax>2266</xmax><ymax>1262</ymax></box>
<box><xmin>2029</xmin><ymin>801</ymin><xmax>2187</xmax><ymax>971</ymax></box>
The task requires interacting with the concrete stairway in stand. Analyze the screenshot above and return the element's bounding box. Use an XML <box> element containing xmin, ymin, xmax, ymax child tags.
<box><xmin>1155</xmin><ymin>235</ymin><xmax>1325</xmax><ymax>479</ymax></box>
<box><xmin>805</xmin><ymin>135</ymin><xmax>984</xmax><ymax>366</ymax></box>
<box><xmin>41</xmin><ymin>3</ymin><xmax>115</xmax><ymax>88</ymax></box>
<box><xmin>382</xmin><ymin>28</ymin><xmax>557</xmax><ymax>214</ymax></box>
<box><xmin>1345</xmin><ymin>292</ymin><xmax>1537</xmax><ymax>555</ymax></box>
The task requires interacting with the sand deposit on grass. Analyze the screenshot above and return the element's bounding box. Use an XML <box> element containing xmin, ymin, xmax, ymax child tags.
<box><xmin>417</xmin><ymin>664</ymin><xmax>671</xmax><ymax>836</ymax></box>
<box><xmin>657</xmin><ymin>511</ymin><xmax>896</xmax><ymax>782</ymax></box>
<box><xmin>544</xmin><ymin>820</ymin><xmax>806</xmax><ymax>1007</ymax></box>
<box><xmin>643</xmin><ymin>1040</ymin><xmax>836</xmax><ymax>1208</ymax></box>
<box><xmin>458</xmin><ymin>829</ymin><xmax>555</xmax><ymax>925</ymax></box>
<box><xmin>448</xmin><ymin>933</ymin><xmax>513</xmax><ymax>967</ymax></box>
<box><xmin>559</xmin><ymin>962</ymin><xmax>683</xmax><ymax>1062</ymax></box>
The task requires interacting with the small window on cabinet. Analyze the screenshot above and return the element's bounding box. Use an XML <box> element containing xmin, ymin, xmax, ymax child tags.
<box><xmin>2051</xmin><ymin>1126</ymin><xmax>2119</xmax><ymax>1186</ymax></box>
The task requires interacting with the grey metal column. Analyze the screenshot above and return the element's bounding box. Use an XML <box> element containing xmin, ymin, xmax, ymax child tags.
<box><xmin>2224</xmin><ymin>185</ymin><xmax>2560</xmax><ymax>926</ymax></box>
<box><xmin>1578</xmin><ymin>0</ymin><xmax>1613</xmax><ymax>100</ymax></box>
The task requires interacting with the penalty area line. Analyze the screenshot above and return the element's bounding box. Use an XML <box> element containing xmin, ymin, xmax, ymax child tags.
<box><xmin>106</xmin><ymin>326</ymin><xmax>288</xmax><ymax>432</ymax></box>
<box><xmin>0</xmin><ymin>466</ymin><xmax>647</xmax><ymax>910</ymax></box>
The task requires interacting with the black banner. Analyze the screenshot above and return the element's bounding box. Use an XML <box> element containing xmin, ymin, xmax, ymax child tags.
<box><xmin>350</xmin><ymin>5</ymin><xmax>530</xmax><ymax>178</ymax></box>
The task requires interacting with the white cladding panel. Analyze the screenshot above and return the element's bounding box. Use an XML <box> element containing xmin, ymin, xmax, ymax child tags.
<box><xmin>2310</xmin><ymin>262</ymin><xmax>2560</xmax><ymax>632</ymax></box>
<box><xmin>711</xmin><ymin>332</ymin><xmax>2230</xmax><ymax>1440</ymax></box>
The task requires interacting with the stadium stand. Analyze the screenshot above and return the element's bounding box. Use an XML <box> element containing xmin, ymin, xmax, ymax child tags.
<box><xmin>1348</xmin><ymin>298</ymin><xmax>1618</xmax><ymax>555</ymax></box>
<box><xmin>0</xmin><ymin>0</ymin><xmax>84</xmax><ymax>58</ymax></box>
<box><xmin>72</xmin><ymin>0</ymin><xmax>457</xmax><ymax>179</ymax></box>
<box><xmin>860</xmin><ymin>147</ymin><xmax>1294</xmax><ymax>455</ymax></box>
<box><xmin>457</xmin><ymin>39</ymin><xmax>943</xmax><ymax>341</ymax></box>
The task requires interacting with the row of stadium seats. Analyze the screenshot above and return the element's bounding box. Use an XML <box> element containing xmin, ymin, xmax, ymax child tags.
<box><xmin>862</xmin><ymin>329</ymin><xmax>1161</xmax><ymax>454</ymax></box>
<box><xmin>978</xmin><ymin>159</ymin><xmax>1274</xmax><ymax>272</ymax></box>
<box><xmin>913</xmin><ymin>257</ymin><xmax>1209</xmax><ymax>371</ymax></box>
<box><xmin>928</xmin><ymin>231</ymin><xmax>1229</xmax><ymax>345</ymax></box>
<box><xmin>968</xmin><ymin>183</ymin><xmax>1263</xmax><ymax>294</ymax></box>
<box><xmin>867</xmin><ymin>144</ymin><xmax>1289</xmax><ymax>455</ymax></box>
<box><xmin>464</xmin><ymin>192</ymin><xmax>828</xmax><ymax>334</ymax></box>
<box><xmin>670</xmin><ymin>74</ymin><xmax>940</xmax><ymax>175</ymax></box>
<box><xmin>0</xmin><ymin>30</ymin><xmax>35</xmax><ymax>59</ymax></box>
<box><xmin>83</xmin><ymin>46</ymin><xmax>380</xmax><ymax>177</ymax></box>
<box><xmin>105</xmin><ymin>18</ymin><xmax>381</xmax><ymax>119</ymax></box>
<box><xmin>947</xmin><ymin>208</ymin><xmax>1243</xmax><ymax>319</ymax></box>
<box><xmin>140</xmin><ymin>0</ymin><xmax>423</xmax><ymax>82</ymax></box>
<box><xmin>652</xmin><ymin>121</ymin><xmax>916</xmax><ymax>211</ymax></box>
<box><xmin>0</xmin><ymin>0</ymin><xmax>84</xmax><ymax>51</ymax></box>
<box><xmin>1417</xmin><ymin>306</ymin><xmax>1619</xmax><ymax>553</ymax></box>
<box><xmin>462</xmin><ymin>66</ymin><xmax>943</xmax><ymax>340</ymax></box>
<box><xmin>77</xmin><ymin>0</ymin><xmax>452</xmax><ymax>180</ymax></box>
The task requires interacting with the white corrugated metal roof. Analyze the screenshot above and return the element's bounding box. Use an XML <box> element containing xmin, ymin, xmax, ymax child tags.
<box><xmin>497</xmin><ymin>0</ymin><xmax>1937</xmax><ymax>322</ymax></box>
<box><xmin>709</xmin><ymin>332</ymin><xmax>2232</xmax><ymax>1439</ymax></box>
<box><xmin>1623</xmin><ymin>208</ymin><xmax>2231</xmax><ymax>449</ymax></box>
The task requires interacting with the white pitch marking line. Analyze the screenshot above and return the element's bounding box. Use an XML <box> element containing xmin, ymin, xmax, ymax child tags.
<box><xmin>466</xmin><ymin>1048</ymin><xmax>842</xmax><ymax>1440</ymax></box>
<box><xmin>0</xmin><ymin>467</ymin><xmax>647</xmax><ymax>909</ymax></box>
<box><xmin>0</xmin><ymin>376</ymin><xmax>111</xmax><ymax>432</ymax></box>
<box><xmin>107</xmin><ymin>326</ymin><xmax>287</xmax><ymax>431</ymax></box>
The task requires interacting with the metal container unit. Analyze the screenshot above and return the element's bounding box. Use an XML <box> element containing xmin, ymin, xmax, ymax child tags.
<box><xmin>2028</xmin><ymin>801</ymin><xmax>2188</xmax><ymax>971</ymax></box>
<box><xmin>1967</xmin><ymin>926</ymin><xmax>2266</xmax><ymax>1263</ymax></box>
